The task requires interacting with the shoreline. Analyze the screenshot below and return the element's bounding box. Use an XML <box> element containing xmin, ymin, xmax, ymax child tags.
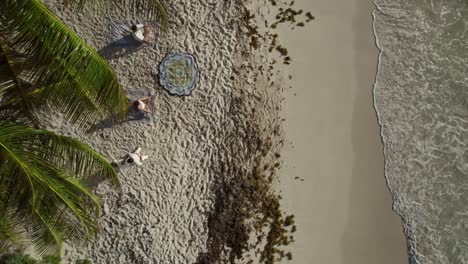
<box><xmin>276</xmin><ymin>0</ymin><xmax>408</xmax><ymax>263</ymax></box>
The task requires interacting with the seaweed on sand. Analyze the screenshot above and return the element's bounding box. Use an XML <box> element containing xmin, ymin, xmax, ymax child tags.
<box><xmin>195</xmin><ymin>94</ymin><xmax>295</xmax><ymax>264</ymax></box>
<box><xmin>243</xmin><ymin>9</ymin><xmax>260</xmax><ymax>50</ymax></box>
<box><xmin>266</xmin><ymin>0</ymin><xmax>314</xmax><ymax>65</ymax></box>
<box><xmin>194</xmin><ymin>2</ymin><xmax>306</xmax><ymax>263</ymax></box>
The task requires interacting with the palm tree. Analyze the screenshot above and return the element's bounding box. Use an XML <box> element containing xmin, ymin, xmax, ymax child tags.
<box><xmin>0</xmin><ymin>123</ymin><xmax>119</xmax><ymax>255</ymax></box>
<box><xmin>0</xmin><ymin>0</ymin><xmax>168</xmax><ymax>256</ymax></box>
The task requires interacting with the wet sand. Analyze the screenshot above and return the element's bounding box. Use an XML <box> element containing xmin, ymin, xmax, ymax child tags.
<box><xmin>277</xmin><ymin>0</ymin><xmax>408</xmax><ymax>263</ymax></box>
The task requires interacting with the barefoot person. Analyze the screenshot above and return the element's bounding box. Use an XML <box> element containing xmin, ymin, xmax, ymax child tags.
<box><xmin>112</xmin><ymin>147</ymin><xmax>149</xmax><ymax>171</ymax></box>
<box><xmin>130</xmin><ymin>24</ymin><xmax>150</xmax><ymax>44</ymax></box>
<box><xmin>133</xmin><ymin>96</ymin><xmax>152</xmax><ymax>114</ymax></box>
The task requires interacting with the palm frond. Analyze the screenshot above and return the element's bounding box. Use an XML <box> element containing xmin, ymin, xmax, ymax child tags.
<box><xmin>0</xmin><ymin>122</ymin><xmax>119</xmax><ymax>255</ymax></box>
<box><xmin>0</xmin><ymin>38</ymin><xmax>38</xmax><ymax>125</ymax></box>
<box><xmin>0</xmin><ymin>213</ymin><xmax>22</xmax><ymax>251</ymax></box>
<box><xmin>0</xmin><ymin>0</ymin><xmax>128</xmax><ymax>128</ymax></box>
<box><xmin>133</xmin><ymin>0</ymin><xmax>169</xmax><ymax>31</ymax></box>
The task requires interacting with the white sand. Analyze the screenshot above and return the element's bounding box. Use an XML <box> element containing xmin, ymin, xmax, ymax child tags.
<box><xmin>40</xmin><ymin>1</ymin><xmax>260</xmax><ymax>263</ymax></box>
<box><xmin>44</xmin><ymin>0</ymin><xmax>287</xmax><ymax>263</ymax></box>
<box><xmin>275</xmin><ymin>0</ymin><xmax>409</xmax><ymax>263</ymax></box>
<box><xmin>37</xmin><ymin>0</ymin><xmax>409</xmax><ymax>263</ymax></box>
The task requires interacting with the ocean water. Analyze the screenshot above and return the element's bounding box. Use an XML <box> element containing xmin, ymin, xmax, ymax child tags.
<box><xmin>373</xmin><ymin>0</ymin><xmax>468</xmax><ymax>263</ymax></box>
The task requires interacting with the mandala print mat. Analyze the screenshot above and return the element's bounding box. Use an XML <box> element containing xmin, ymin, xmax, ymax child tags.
<box><xmin>159</xmin><ymin>53</ymin><xmax>200</xmax><ymax>96</ymax></box>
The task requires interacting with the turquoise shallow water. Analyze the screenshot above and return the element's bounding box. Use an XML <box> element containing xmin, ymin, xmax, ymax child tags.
<box><xmin>373</xmin><ymin>0</ymin><xmax>468</xmax><ymax>263</ymax></box>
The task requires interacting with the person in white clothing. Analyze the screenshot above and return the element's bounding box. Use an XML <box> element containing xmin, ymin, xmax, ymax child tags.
<box><xmin>133</xmin><ymin>96</ymin><xmax>152</xmax><ymax>114</ymax></box>
<box><xmin>111</xmin><ymin>147</ymin><xmax>148</xmax><ymax>171</ymax></box>
<box><xmin>131</xmin><ymin>24</ymin><xmax>149</xmax><ymax>44</ymax></box>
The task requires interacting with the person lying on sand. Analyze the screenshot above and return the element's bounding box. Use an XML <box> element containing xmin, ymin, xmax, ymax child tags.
<box><xmin>133</xmin><ymin>96</ymin><xmax>152</xmax><ymax>113</ymax></box>
<box><xmin>131</xmin><ymin>24</ymin><xmax>150</xmax><ymax>44</ymax></box>
<box><xmin>111</xmin><ymin>147</ymin><xmax>148</xmax><ymax>170</ymax></box>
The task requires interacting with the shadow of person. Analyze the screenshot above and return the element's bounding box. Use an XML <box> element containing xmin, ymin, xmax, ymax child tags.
<box><xmin>86</xmin><ymin>105</ymin><xmax>150</xmax><ymax>134</ymax></box>
<box><xmin>86</xmin><ymin>94</ymin><xmax>155</xmax><ymax>134</ymax></box>
<box><xmin>98</xmin><ymin>35</ymin><xmax>144</xmax><ymax>60</ymax></box>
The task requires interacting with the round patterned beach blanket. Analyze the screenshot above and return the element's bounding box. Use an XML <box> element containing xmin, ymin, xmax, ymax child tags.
<box><xmin>159</xmin><ymin>53</ymin><xmax>200</xmax><ymax>96</ymax></box>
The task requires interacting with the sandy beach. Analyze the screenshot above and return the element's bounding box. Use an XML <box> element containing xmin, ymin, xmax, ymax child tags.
<box><xmin>42</xmin><ymin>0</ymin><xmax>289</xmax><ymax>262</ymax></box>
<box><xmin>24</xmin><ymin>0</ymin><xmax>410</xmax><ymax>263</ymax></box>
<box><xmin>276</xmin><ymin>0</ymin><xmax>409</xmax><ymax>263</ymax></box>
<box><xmin>3</xmin><ymin>0</ymin><xmax>466</xmax><ymax>262</ymax></box>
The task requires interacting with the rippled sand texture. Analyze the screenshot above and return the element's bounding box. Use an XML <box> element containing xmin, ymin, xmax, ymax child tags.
<box><xmin>41</xmin><ymin>1</ymin><xmax>278</xmax><ymax>263</ymax></box>
<box><xmin>373</xmin><ymin>1</ymin><xmax>468</xmax><ymax>263</ymax></box>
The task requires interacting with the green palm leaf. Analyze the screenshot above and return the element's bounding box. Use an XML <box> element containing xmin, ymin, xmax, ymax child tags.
<box><xmin>0</xmin><ymin>0</ymin><xmax>128</xmax><ymax>128</ymax></box>
<box><xmin>0</xmin><ymin>38</ymin><xmax>37</xmax><ymax>125</ymax></box>
<box><xmin>0</xmin><ymin>213</ymin><xmax>23</xmax><ymax>251</ymax></box>
<box><xmin>0</xmin><ymin>122</ymin><xmax>120</xmax><ymax>255</ymax></box>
